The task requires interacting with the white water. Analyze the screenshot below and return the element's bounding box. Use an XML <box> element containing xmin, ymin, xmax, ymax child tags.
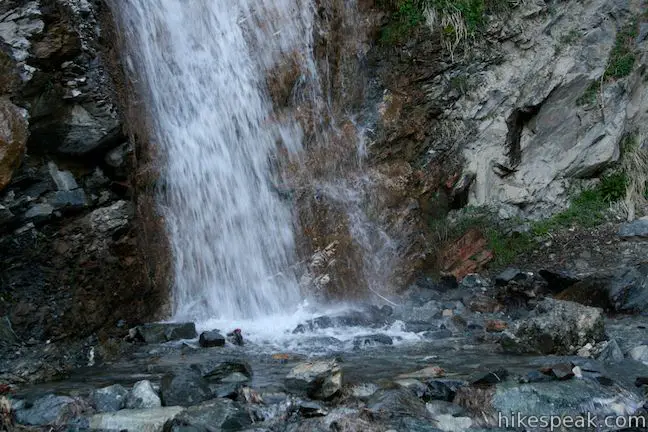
<box><xmin>111</xmin><ymin>0</ymin><xmax>318</xmax><ymax>321</ymax></box>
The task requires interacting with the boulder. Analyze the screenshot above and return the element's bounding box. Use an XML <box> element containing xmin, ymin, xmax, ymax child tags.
<box><xmin>125</xmin><ymin>380</ymin><xmax>161</xmax><ymax>409</ymax></box>
<box><xmin>13</xmin><ymin>394</ymin><xmax>76</xmax><ymax>426</ymax></box>
<box><xmin>0</xmin><ymin>98</ymin><xmax>28</xmax><ymax>191</ymax></box>
<box><xmin>501</xmin><ymin>298</ymin><xmax>605</xmax><ymax>355</ymax></box>
<box><xmin>199</xmin><ymin>330</ymin><xmax>225</xmax><ymax>347</ymax></box>
<box><xmin>160</xmin><ymin>369</ymin><xmax>212</xmax><ymax>407</ymax></box>
<box><xmin>135</xmin><ymin>322</ymin><xmax>197</xmax><ymax>344</ymax></box>
<box><xmin>88</xmin><ymin>406</ymin><xmax>184</xmax><ymax>432</ymax></box>
<box><xmin>162</xmin><ymin>399</ymin><xmax>252</xmax><ymax>431</ymax></box>
<box><xmin>285</xmin><ymin>360</ymin><xmax>342</xmax><ymax>400</ymax></box>
<box><xmin>629</xmin><ymin>345</ymin><xmax>648</xmax><ymax>366</ymax></box>
<box><xmin>618</xmin><ymin>219</ymin><xmax>648</xmax><ymax>239</ymax></box>
<box><xmin>92</xmin><ymin>384</ymin><xmax>128</xmax><ymax>412</ymax></box>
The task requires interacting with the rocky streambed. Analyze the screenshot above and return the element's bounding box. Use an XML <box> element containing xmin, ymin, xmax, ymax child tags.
<box><xmin>3</xmin><ymin>266</ymin><xmax>648</xmax><ymax>432</ymax></box>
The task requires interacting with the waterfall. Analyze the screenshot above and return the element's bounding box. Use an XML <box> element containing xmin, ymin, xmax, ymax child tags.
<box><xmin>110</xmin><ymin>0</ymin><xmax>318</xmax><ymax>321</ymax></box>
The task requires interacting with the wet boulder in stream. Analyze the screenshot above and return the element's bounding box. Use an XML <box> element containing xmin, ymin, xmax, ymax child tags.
<box><xmin>134</xmin><ymin>322</ymin><xmax>197</xmax><ymax>344</ymax></box>
<box><xmin>160</xmin><ymin>368</ymin><xmax>213</xmax><ymax>407</ymax></box>
<box><xmin>199</xmin><ymin>330</ymin><xmax>226</xmax><ymax>347</ymax></box>
<box><xmin>285</xmin><ymin>360</ymin><xmax>342</xmax><ymax>400</ymax></box>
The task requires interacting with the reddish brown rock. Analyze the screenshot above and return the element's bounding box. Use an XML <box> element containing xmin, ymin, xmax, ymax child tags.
<box><xmin>485</xmin><ymin>320</ymin><xmax>508</xmax><ymax>333</ymax></box>
<box><xmin>440</xmin><ymin>229</ymin><xmax>493</xmax><ymax>281</ymax></box>
<box><xmin>0</xmin><ymin>98</ymin><xmax>28</xmax><ymax>191</ymax></box>
<box><xmin>468</xmin><ymin>295</ymin><xmax>503</xmax><ymax>313</ymax></box>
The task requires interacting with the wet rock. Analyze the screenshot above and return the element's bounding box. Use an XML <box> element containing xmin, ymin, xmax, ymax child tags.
<box><xmin>492</xmin><ymin>378</ymin><xmax>644</xmax><ymax>423</ymax></box>
<box><xmin>471</xmin><ymin>368</ymin><xmax>509</xmax><ymax>386</ymax></box>
<box><xmin>519</xmin><ymin>370</ymin><xmax>555</xmax><ymax>384</ymax></box>
<box><xmin>635</xmin><ymin>377</ymin><xmax>648</xmax><ymax>387</ymax></box>
<box><xmin>221</xmin><ymin>372</ymin><xmax>250</xmax><ymax>383</ymax></box>
<box><xmin>226</xmin><ymin>328</ymin><xmax>244</xmax><ymax>346</ymax></box>
<box><xmin>13</xmin><ymin>394</ymin><xmax>75</xmax><ymax>426</ymax></box>
<box><xmin>350</xmin><ymin>383</ymin><xmax>379</xmax><ymax>400</ymax></box>
<box><xmin>397</xmin><ymin>365</ymin><xmax>445</xmax><ymax>380</ymax></box>
<box><xmin>200</xmin><ymin>360</ymin><xmax>253</xmax><ymax>383</ymax></box>
<box><xmin>353</xmin><ymin>333</ymin><xmax>393</xmax><ymax>348</ymax></box>
<box><xmin>285</xmin><ymin>360</ymin><xmax>342</xmax><ymax>400</ymax></box>
<box><xmin>125</xmin><ymin>380</ymin><xmax>161</xmax><ymax>409</ymax></box>
<box><xmin>421</xmin><ymin>329</ymin><xmax>453</xmax><ymax>340</ymax></box>
<box><xmin>434</xmin><ymin>414</ymin><xmax>473</xmax><ymax>432</ymax></box>
<box><xmin>163</xmin><ymin>399</ymin><xmax>252</xmax><ymax>431</ymax></box>
<box><xmin>368</xmin><ymin>388</ymin><xmax>430</xmax><ymax>419</ymax></box>
<box><xmin>92</xmin><ymin>384</ymin><xmax>128</xmax><ymax>412</ymax></box>
<box><xmin>395</xmin><ymin>378</ymin><xmax>429</xmax><ymax>399</ymax></box>
<box><xmin>425</xmin><ymin>400</ymin><xmax>466</xmax><ymax>417</ymax></box>
<box><xmin>135</xmin><ymin>322</ymin><xmax>197</xmax><ymax>344</ymax></box>
<box><xmin>160</xmin><ymin>369</ymin><xmax>213</xmax><ymax>407</ymax></box>
<box><xmin>88</xmin><ymin>406</ymin><xmax>184</xmax><ymax>432</ymax></box>
<box><xmin>0</xmin><ymin>98</ymin><xmax>28</xmax><ymax>192</ymax></box>
<box><xmin>47</xmin><ymin>162</ymin><xmax>78</xmax><ymax>191</ymax></box>
<box><xmin>424</xmin><ymin>380</ymin><xmax>464</xmax><ymax>402</ymax></box>
<box><xmin>298</xmin><ymin>401</ymin><xmax>328</xmax><ymax>418</ymax></box>
<box><xmin>501</xmin><ymin>298</ymin><xmax>605</xmax><ymax>355</ymax></box>
<box><xmin>541</xmin><ymin>363</ymin><xmax>575</xmax><ymax>380</ymax></box>
<box><xmin>596</xmin><ymin>339</ymin><xmax>625</xmax><ymax>364</ymax></box>
<box><xmin>629</xmin><ymin>345</ymin><xmax>648</xmax><ymax>366</ymax></box>
<box><xmin>618</xmin><ymin>219</ymin><xmax>648</xmax><ymax>239</ymax></box>
<box><xmin>199</xmin><ymin>330</ymin><xmax>226</xmax><ymax>347</ymax></box>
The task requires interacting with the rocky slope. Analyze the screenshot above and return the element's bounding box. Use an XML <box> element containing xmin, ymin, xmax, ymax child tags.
<box><xmin>0</xmin><ymin>0</ymin><xmax>166</xmax><ymax>370</ymax></box>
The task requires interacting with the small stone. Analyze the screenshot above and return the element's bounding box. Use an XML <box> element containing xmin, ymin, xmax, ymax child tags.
<box><xmin>24</xmin><ymin>203</ymin><xmax>54</xmax><ymax>221</ymax></box>
<box><xmin>577</xmin><ymin>342</ymin><xmax>594</xmax><ymax>358</ymax></box>
<box><xmin>442</xmin><ymin>309</ymin><xmax>453</xmax><ymax>317</ymax></box>
<box><xmin>397</xmin><ymin>365</ymin><xmax>445</xmax><ymax>380</ymax></box>
<box><xmin>199</xmin><ymin>330</ymin><xmax>225</xmax><ymax>347</ymax></box>
<box><xmin>495</xmin><ymin>267</ymin><xmax>522</xmax><ymax>286</ymax></box>
<box><xmin>572</xmin><ymin>366</ymin><xmax>583</xmax><ymax>378</ymax></box>
<box><xmin>618</xmin><ymin>219</ymin><xmax>648</xmax><ymax>239</ymax></box>
<box><xmin>125</xmin><ymin>380</ymin><xmax>161</xmax><ymax>409</ymax></box>
<box><xmin>548</xmin><ymin>363</ymin><xmax>575</xmax><ymax>380</ymax></box>
<box><xmin>471</xmin><ymin>368</ymin><xmax>508</xmax><ymax>386</ymax></box>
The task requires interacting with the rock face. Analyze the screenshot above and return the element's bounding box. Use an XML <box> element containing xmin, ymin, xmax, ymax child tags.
<box><xmin>440</xmin><ymin>0</ymin><xmax>648</xmax><ymax>219</ymax></box>
<box><xmin>502</xmin><ymin>298</ymin><xmax>606</xmax><ymax>354</ymax></box>
<box><xmin>285</xmin><ymin>360</ymin><xmax>343</xmax><ymax>400</ymax></box>
<box><xmin>0</xmin><ymin>98</ymin><xmax>27</xmax><ymax>190</ymax></box>
<box><xmin>0</xmin><ymin>0</ymin><xmax>169</xmax><ymax>371</ymax></box>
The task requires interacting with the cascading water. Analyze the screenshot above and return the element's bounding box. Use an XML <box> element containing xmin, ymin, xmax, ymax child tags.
<box><xmin>111</xmin><ymin>0</ymin><xmax>318</xmax><ymax>322</ymax></box>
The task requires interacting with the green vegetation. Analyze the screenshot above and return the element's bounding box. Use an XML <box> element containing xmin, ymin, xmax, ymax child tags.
<box><xmin>604</xmin><ymin>21</ymin><xmax>638</xmax><ymax>79</ymax></box>
<box><xmin>431</xmin><ymin>169</ymin><xmax>633</xmax><ymax>268</ymax></box>
<box><xmin>379</xmin><ymin>0</ymin><xmax>513</xmax><ymax>45</ymax></box>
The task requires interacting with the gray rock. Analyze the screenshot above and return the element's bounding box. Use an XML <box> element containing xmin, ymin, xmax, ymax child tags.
<box><xmin>24</xmin><ymin>203</ymin><xmax>53</xmax><ymax>221</ymax></box>
<box><xmin>350</xmin><ymin>383</ymin><xmax>379</xmax><ymax>399</ymax></box>
<box><xmin>596</xmin><ymin>339</ymin><xmax>625</xmax><ymax>364</ymax></box>
<box><xmin>285</xmin><ymin>360</ymin><xmax>342</xmax><ymax>400</ymax></box>
<box><xmin>199</xmin><ymin>330</ymin><xmax>225</xmax><ymax>347</ymax></box>
<box><xmin>221</xmin><ymin>372</ymin><xmax>250</xmax><ymax>383</ymax></box>
<box><xmin>163</xmin><ymin>399</ymin><xmax>252</xmax><ymax>431</ymax></box>
<box><xmin>0</xmin><ymin>316</ymin><xmax>17</xmax><ymax>346</ymax></box>
<box><xmin>200</xmin><ymin>360</ymin><xmax>253</xmax><ymax>383</ymax></box>
<box><xmin>88</xmin><ymin>201</ymin><xmax>132</xmax><ymax>234</ymax></box>
<box><xmin>47</xmin><ymin>162</ymin><xmax>78</xmax><ymax>191</ymax></box>
<box><xmin>0</xmin><ymin>204</ymin><xmax>15</xmax><ymax>225</ymax></box>
<box><xmin>48</xmin><ymin>189</ymin><xmax>87</xmax><ymax>210</ymax></box>
<box><xmin>425</xmin><ymin>400</ymin><xmax>466</xmax><ymax>417</ymax></box>
<box><xmin>353</xmin><ymin>333</ymin><xmax>393</xmax><ymax>348</ymax></box>
<box><xmin>56</xmin><ymin>103</ymin><xmax>121</xmax><ymax>155</ymax></box>
<box><xmin>14</xmin><ymin>394</ymin><xmax>76</xmax><ymax>426</ymax></box>
<box><xmin>160</xmin><ymin>369</ymin><xmax>213</xmax><ymax>407</ymax></box>
<box><xmin>494</xmin><ymin>267</ymin><xmax>522</xmax><ymax>286</ymax></box>
<box><xmin>105</xmin><ymin>142</ymin><xmax>132</xmax><ymax>168</ymax></box>
<box><xmin>618</xmin><ymin>219</ymin><xmax>648</xmax><ymax>239</ymax></box>
<box><xmin>88</xmin><ymin>406</ymin><xmax>184</xmax><ymax>432</ymax></box>
<box><xmin>125</xmin><ymin>380</ymin><xmax>161</xmax><ymax>409</ymax></box>
<box><xmin>92</xmin><ymin>384</ymin><xmax>128</xmax><ymax>412</ymax></box>
<box><xmin>629</xmin><ymin>345</ymin><xmax>648</xmax><ymax>366</ymax></box>
<box><xmin>636</xmin><ymin>23</ymin><xmax>648</xmax><ymax>47</ymax></box>
<box><xmin>368</xmin><ymin>388</ymin><xmax>430</xmax><ymax>419</ymax></box>
<box><xmin>492</xmin><ymin>378</ymin><xmax>644</xmax><ymax>423</ymax></box>
<box><xmin>501</xmin><ymin>298</ymin><xmax>605</xmax><ymax>355</ymax></box>
<box><xmin>298</xmin><ymin>401</ymin><xmax>328</xmax><ymax>418</ymax></box>
<box><xmin>136</xmin><ymin>322</ymin><xmax>197</xmax><ymax>344</ymax></box>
